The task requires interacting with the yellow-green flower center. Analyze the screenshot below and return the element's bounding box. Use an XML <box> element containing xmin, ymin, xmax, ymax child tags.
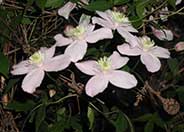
<box><xmin>29</xmin><ymin>51</ymin><xmax>44</xmax><ymax>64</ymax></box>
<box><xmin>97</xmin><ymin>56</ymin><xmax>111</xmax><ymax>71</ymax></box>
<box><xmin>140</xmin><ymin>36</ymin><xmax>155</xmax><ymax>50</ymax></box>
<box><xmin>112</xmin><ymin>11</ymin><xmax>129</xmax><ymax>23</ymax></box>
<box><xmin>65</xmin><ymin>26</ymin><xmax>85</xmax><ymax>39</ymax></box>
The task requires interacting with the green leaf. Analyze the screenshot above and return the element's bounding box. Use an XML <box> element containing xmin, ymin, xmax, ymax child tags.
<box><xmin>84</xmin><ymin>0</ymin><xmax>113</xmax><ymax>11</ymax></box>
<box><xmin>136</xmin><ymin>0</ymin><xmax>150</xmax><ymax>18</ymax></box>
<box><xmin>87</xmin><ymin>107</ymin><xmax>95</xmax><ymax>130</ymax></box>
<box><xmin>5</xmin><ymin>100</ymin><xmax>35</xmax><ymax>112</ymax></box>
<box><xmin>0</xmin><ymin>52</ymin><xmax>9</xmax><ymax>78</ymax></box>
<box><xmin>113</xmin><ymin>112</ymin><xmax>128</xmax><ymax>132</ymax></box>
<box><xmin>21</xmin><ymin>17</ymin><xmax>32</xmax><ymax>24</ymax></box>
<box><xmin>168</xmin><ymin>0</ymin><xmax>176</xmax><ymax>8</ymax></box>
<box><xmin>176</xmin><ymin>87</ymin><xmax>184</xmax><ymax>102</ymax></box>
<box><xmin>35</xmin><ymin>105</ymin><xmax>46</xmax><ymax>132</ymax></box>
<box><xmin>113</xmin><ymin>0</ymin><xmax>129</xmax><ymax>5</ymax></box>
<box><xmin>134</xmin><ymin>113</ymin><xmax>153</xmax><ymax>122</ymax></box>
<box><xmin>167</xmin><ymin>58</ymin><xmax>179</xmax><ymax>76</ymax></box>
<box><xmin>4</xmin><ymin>78</ymin><xmax>20</xmax><ymax>94</ymax></box>
<box><xmin>45</xmin><ymin>0</ymin><xmax>64</xmax><ymax>8</ymax></box>
<box><xmin>36</xmin><ymin>0</ymin><xmax>47</xmax><ymax>10</ymax></box>
<box><xmin>144</xmin><ymin>121</ymin><xmax>154</xmax><ymax>132</ymax></box>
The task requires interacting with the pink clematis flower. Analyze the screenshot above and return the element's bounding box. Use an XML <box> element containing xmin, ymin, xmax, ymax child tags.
<box><xmin>75</xmin><ymin>51</ymin><xmax>137</xmax><ymax>97</ymax></box>
<box><xmin>117</xmin><ymin>36</ymin><xmax>170</xmax><ymax>73</ymax></box>
<box><xmin>151</xmin><ymin>26</ymin><xmax>173</xmax><ymax>41</ymax></box>
<box><xmin>92</xmin><ymin>10</ymin><xmax>139</xmax><ymax>47</ymax></box>
<box><xmin>58</xmin><ymin>1</ymin><xmax>89</xmax><ymax>19</ymax></box>
<box><xmin>11</xmin><ymin>46</ymin><xmax>70</xmax><ymax>93</ymax></box>
<box><xmin>54</xmin><ymin>15</ymin><xmax>113</xmax><ymax>62</ymax></box>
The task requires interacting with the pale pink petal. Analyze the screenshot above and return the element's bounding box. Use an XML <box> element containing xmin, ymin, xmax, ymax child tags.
<box><xmin>86</xmin><ymin>28</ymin><xmax>113</xmax><ymax>43</ymax></box>
<box><xmin>86</xmin><ymin>25</ymin><xmax>95</xmax><ymax>34</ymax></box>
<box><xmin>96</xmin><ymin>10</ymin><xmax>112</xmax><ymax>22</ymax></box>
<box><xmin>42</xmin><ymin>45</ymin><xmax>56</xmax><ymax>59</ymax></box>
<box><xmin>176</xmin><ymin>0</ymin><xmax>182</xmax><ymax>5</ymax></box>
<box><xmin>117</xmin><ymin>43</ymin><xmax>142</xmax><ymax>56</ymax></box>
<box><xmin>152</xmin><ymin>27</ymin><xmax>173</xmax><ymax>41</ymax></box>
<box><xmin>75</xmin><ymin>61</ymin><xmax>100</xmax><ymax>76</ymax></box>
<box><xmin>108</xmin><ymin>51</ymin><xmax>129</xmax><ymax>69</ymax></box>
<box><xmin>11</xmin><ymin>61</ymin><xmax>34</xmax><ymax>75</ymax></box>
<box><xmin>92</xmin><ymin>17</ymin><xmax>114</xmax><ymax>29</ymax></box>
<box><xmin>140</xmin><ymin>53</ymin><xmax>161</xmax><ymax>72</ymax></box>
<box><xmin>64</xmin><ymin>41</ymin><xmax>87</xmax><ymax>62</ymax></box>
<box><xmin>175</xmin><ymin>41</ymin><xmax>184</xmax><ymax>51</ymax></box>
<box><xmin>22</xmin><ymin>69</ymin><xmax>45</xmax><ymax>93</ymax></box>
<box><xmin>117</xmin><ymin>27</ymin><xmax>139</xmax><ymax>47</ymax></box>
<box><xmin>149</xmin><ymin>46</ymin><xmax>170</xmax><ymax>58</ymax></box>
<box><xmin>43</xmin><ymin>54</ymin><xmax>71</xmax><ymax>72</ymax></box>
<box><xmin>86</xmin><ymin>75</ymin><xmax>108</xmax><ymax>97</ymax></box>
<box><xmin>120</xmin><ymin>24</ymin><xmax>138</xmax><ymax>33</ymax></box>
<box><xmin>58</xmin><ymin>2</ymin><xmax>76</xmax><ymax>19</ymax></box>
<box><xmin>108</xmin><ymin>70</ymin><xmax>137</xmax><ymax>89</ymax></box>
<box><xmin>54</xmin><ymin>34</ymin><xmax>73</xmax><ymax>47</ymax></box>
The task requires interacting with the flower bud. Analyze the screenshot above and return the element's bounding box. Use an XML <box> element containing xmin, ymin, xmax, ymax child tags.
<box><xmin>175</xmin><ymin>42</ymin><xmax>184</xmax><ymax>51</ymax></box>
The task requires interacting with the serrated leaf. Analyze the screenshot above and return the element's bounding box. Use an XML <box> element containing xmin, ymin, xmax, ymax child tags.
<box><xmin>87</xmin><ymin>107</ymin><xmax>95</xmax><ymax>130</ymax></box>
<box><xmin>0</xmin><ymin>53</ymin><xmax>9</xmax><ymax>77</ymax></box>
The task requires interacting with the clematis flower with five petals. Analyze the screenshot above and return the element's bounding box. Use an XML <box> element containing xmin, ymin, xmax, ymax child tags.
<box><xmin>54</xmin><ymin>15</ymin><xmax>113</xmax><ymax>62</ymax></box>
<box><xmin>92</xmin><ymin>10</ymin><xmax>139</xmax><ymax>47</ymax></box>
<box><xmin>75</xmin><ymin>51</ymin><xmax>137</xmax><ymax>97</ymax></box>
<box><xmin>11</xmin><ymin>46</ymin><xmax>71</xmax><ymax>93</ymax></box>
<box><xmin>117</xmin><ymin>36</ymin><xmax>170</xmax><ymax>73</ymax></box>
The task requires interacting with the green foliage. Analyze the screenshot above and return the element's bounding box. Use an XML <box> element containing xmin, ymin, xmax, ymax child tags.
<box><xmin>45</xmin><ymin>0</ymin><xmax>64</xmax><ymax>8</ymax></box>
<box><xmin>5</xmin><ymin>100</ymin><xmax>36</xmax><ymax>112</ymax></box>
<box><xmin>87</xmin><ymin>107</ymin><xmax>95</xmax><ymax>130</ymax></box>
<box><xmin>84</xmin><ymin>0</ymin><xmax>113</xmax><ymax>11</ymax></box>
<box><xmin>36</xmin><ymin>0</ymin><xmax>47</xmax><ymax>10</ymax></box>
<box><xmin>0</xmin><ymin>53</ymin><xmax>9</xmax><ymax>78</ymax></box>
<box><xmin>35</xmin><ymin>105</ymin><xmax>46</xmax><ymax>132</ymax></box>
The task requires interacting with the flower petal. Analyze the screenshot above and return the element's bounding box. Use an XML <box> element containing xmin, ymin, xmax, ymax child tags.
<box><xmin>108</xmin><ymin>51</ymin><xmax>129</xmax><ymax>69</ymax></box>
<box><xmin>140</xmin><ymin>53</ymin><xmax>161</xmax><ymax>72</ymax></box>
<box><xmin>120</xmin><ymin>24</ymin><xmax>138</xmax><ymax>33</ymax></box>
<box><xmin>75</xmin><ymin>61</ymin><xmax>100</xmax><ymax>75</ymax></box>
<box><xmin>11</xmin><ymin>60</ymin><xmax>34</xmax><ymax>75</ymax></box>
<box><xmin>117</xmin><ymin>43</ymin><xmax>142</xmax><ymax>56</ymax></box>
<box><xmin>43</xmin><ymin>54</ymin><xmax>71</xmax><ymax>72</ymax></box>
<box><xmin>54</xmin><ymin>34</ymin><xmax>73</xmax><ymax>47</ymax></box>
<box><xmin>149</xmin><ymin>46</ymin><xmax>170</xmax><ymax>58</ymax></box>
<box><xmin>41</xmin><ymin>45</ymin><xmax>56</xmax><ymax>59</ymax></box>
<box><xmin>108</xmin><ymin>70</ymin><xmax>137</xmax><ymax>89</ymax></box>
<box><xmin>92</xmin><ymin>17</ymin><xmax>115</xmax><ymax>29</ymax></box>
<box><xmin>22</xmin><ymin>69</ymin><xmax>45</xmax><ymax>93</ymax></box>
<box><xmin>65</xmin><ymin>40</ymin><xmax>87</xmax><ymax>62</ymax></box>
<box><xmin>58</xmin><ymin>2</ymin><xmax>76</xmax><ymax>19</ymax></box>
<box><xmin>86</xmin><ymin>75</ymin><xmax>108</xmax><ymax>97</ymax></box>
<box><xmin>117</xmin><ymin>27</ymin><xmax>139</xmax><ymax>47</ymax></box>
<box><xmin>86</xmin><ymin>28</ymin><xmax>113</xmax><ymax>43</ymax></box>
<box><xmin>152</xmin><ymin>27</ymin><xmax>173</xmax><ymax>41</ymax></box>
<box><xmin>96</xmin><ymin>10</ymin><xmax>112</xmax><ymax>22</ymax></box>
